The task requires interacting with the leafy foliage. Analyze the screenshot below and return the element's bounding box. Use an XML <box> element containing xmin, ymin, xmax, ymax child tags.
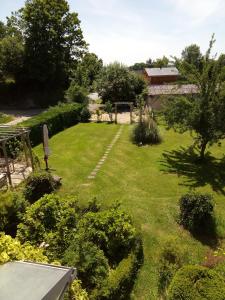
<box><xmin>181</xmin><ymin>44</ymin><xmax>202</xmax><ymax>70</ymax></box>
<box><xmin>17</xmin><ymin>194</ymin><xmax>80</xmax><ymax>259</ymax></box>
<box><xmin>65</xmin><ymin>280</ymin><xmax>89</xmax><ymax>300</ymax></box>
<box><xmin>168</xmin><ymin>265</ymin><xmax>225</xmax><ymax>300</ymax></box>
<box><xmin>0</xmin><ymin>113</ymin><xmax>13</xmax><ymax>124</ymax></box>
<box><xmin>97</xmin><ymin>62</ymin><xmax>146</xmax><ymax>103</ymax></box>
<box><xmin>66</xmin><ymin>83</ymin><xmax>88</xmax><ymax>104</ymax></box>
<box><xmin>70</xmin><ymin>52</ymin><xmax>103</xmax><ymax>90</ymax></box>
<box><xmin>0</xmin><ymin>191</ymin><xmax>28</xmax><ymax>236</ymax></box>
<box><xmin>0</xmin><ymin>233</ymin><xmax>48</xmax><ymax>264</ymax></box>
<box><xmin>157</xmin><ymin>238</ymin><xmax>191</xmax><ymax>296</ymax></box>
<box><xmin>105</xmin><ymin>101</ymin><xmax>113</xmax><ymax>122</ymax></box>
<box><xmin>164</xmin><ymin>36</ymin><xmax>225</xmax><ymax>159</ymax></box>
<box><xmin>72</xmin><ymin>204</ymin><xmax>137</xmax><ymax>265</ymax></box>
<box><xmin>179</xmin><ymin>192</ymin><xmax>215</xmax><ymax>233</ymax></box>
<box><xmin>0</xmin><ymin>34</ymin><xmax>24</xmax><ymax>81</ymax></box>
<box><xmin>20</xmin><ymin>102</ymin><xmax>85</xmax><ymax>146</ymax></box>
<box><xmin>23</xmin><ymin>171</ymin><xmax>59</xmax><ymax>203</ymax></box>
<box><xmin>22</xmin><ymin>0</ymin><xmax>86</xmax><ymax>86</ymax></box>
<box><xmin>91</xmin><ymin>236</ymin><xmax>143</xmax><ymax>300</ymax></box>
<box><xmin>63</xmin><ymin>241</ymin><xmax>109</xmax><ymax>290</ymax></box>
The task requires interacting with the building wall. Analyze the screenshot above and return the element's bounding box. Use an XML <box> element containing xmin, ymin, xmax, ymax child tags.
<box><xmin>150</xmin><ymin>75</ymin><xmax>179</xmax><ymax>84</ymax></box>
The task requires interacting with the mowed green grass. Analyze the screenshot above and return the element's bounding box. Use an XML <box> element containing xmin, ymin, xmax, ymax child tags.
<box><xmin>34</xmin><ymin>122</ymin><xmax>225</xmax><ymax>299</ymax></box>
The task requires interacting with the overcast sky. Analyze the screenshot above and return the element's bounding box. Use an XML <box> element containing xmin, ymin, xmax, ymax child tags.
<box><xmin>1</xmin><ymin>0</ymin><xmax>225</xmax><ymax>65</ymax></box>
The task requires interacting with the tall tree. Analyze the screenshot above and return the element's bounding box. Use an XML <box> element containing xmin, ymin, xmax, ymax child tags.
<box><xmin>0</xmin><ymin>17</ymin><xmax>24</xmax><ymax>81</ymax></box>
<box><xmin>0</xmin><ymin>21</ymin><xmax>6</xmax><ymax>39</ymax></box>
<box><xmin>97</xmin><ymin>62</ymin><xmax>147</xmax><ymax>103</ymax></box>
<box><xmin>164</xmin><ymin>36</ymin><xmax>225</xmax><ymax>160</ymax></box>
<box><xmin>153</xmin><ymin>56</ymin><xmax>169</xmax><ymax>68</ymax></box>
<box><xmin>181</xmin><ymin>44</ymin><xmax>202</xmax><ymax>70</ymax></box>
<box><xmin>71</xmin><ymin>52</ymin><xmax>103</xmax><ymax>89</ymax></box>
<box><xmin>22</xmin><ymin>0</ymin><xmax>87</xmax><ymax>87</ymax></box>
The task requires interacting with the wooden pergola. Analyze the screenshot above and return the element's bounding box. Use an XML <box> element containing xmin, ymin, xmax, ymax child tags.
<box><xmin>0</xmin><ymin>125</ymin><xmax>34</xmax><ymax>187</ymax></box>
<box><xmin>114</xmin><ymin>102</ymin><xmax>133</xmax><ymax>124</ymax></box>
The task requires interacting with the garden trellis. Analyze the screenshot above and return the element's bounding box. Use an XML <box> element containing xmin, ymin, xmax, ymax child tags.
<box><xmin>0</xmin><ymin>125</ymin><xmax>34</xmax><ymax>187</ymax></box>
<box><xmin>114</xmin><ymin>102</ymin><xmax>133</xmax><ymax>124</ymax></box>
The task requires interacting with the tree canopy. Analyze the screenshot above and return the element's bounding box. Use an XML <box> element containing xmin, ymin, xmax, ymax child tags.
<box><xmin>0</xmin><ymin>0</ymin><xmax>87</xmax><ymax>106</ymax></box>
<box><xmin>181</xmin><ymin>44</ymin><xmax>202</xmax><ymax>70</ymax></box>
<box><xmin>22</xmin><ymin>0</ymin><xmax>87</xmax><ymax>86</ymax></box>
<box><xmin>97</xmin><ymin>62</ymin><xmax>147</xmax><ymax>103</ymax></box>
<box><xmin>164</xmin><ymin>36</ymin><xmax>225</xmax><ymax>160</ymax></box>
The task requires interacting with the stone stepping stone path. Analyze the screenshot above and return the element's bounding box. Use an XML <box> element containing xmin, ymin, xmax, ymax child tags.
<box><xmin>87</xmin><ymin>126</ymin><xmax>123</xmax><ymax>180</ymax></box>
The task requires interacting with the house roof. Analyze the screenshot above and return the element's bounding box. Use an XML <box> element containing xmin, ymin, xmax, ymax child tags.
<box><xmin>145</xmin><ymin>67</ymin><xmax>179</xmax><ymax>77</ymax></box>
<box><xmin>0</xmin><ymin>261</ymin><xmax>76</xmax><ymax>300</ymax></box>
<box><xmin>148</xmin><ymin>84</ymin><xmax>198</xmax><ymax>96</ymax></box>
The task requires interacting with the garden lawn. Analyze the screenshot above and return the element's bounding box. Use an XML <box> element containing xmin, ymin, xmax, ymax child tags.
<box><xmin>34</xmin><ymin>122</ymin><xmax>225</xmax><ymax>300</ymax></box>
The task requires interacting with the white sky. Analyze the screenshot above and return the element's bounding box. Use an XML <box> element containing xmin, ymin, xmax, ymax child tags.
<box><xmin>1</xmin><ymin>0</ymin><xmax>225</xmax><ymax>65</ymax></box>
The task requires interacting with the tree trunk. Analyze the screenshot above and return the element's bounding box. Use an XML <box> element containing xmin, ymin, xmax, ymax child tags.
<box><xmin>200</xmin><ymin>140</ymin><xmax>208</xmax><ymax>161</ymax></box>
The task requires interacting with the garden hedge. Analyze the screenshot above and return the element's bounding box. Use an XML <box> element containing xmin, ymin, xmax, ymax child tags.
<box><xmin>168</xmin><ymin>265</ymin><xmax>225</xmax><ymax>300</ymax></box>
<box><xmin>90</xmin><ymin>236</ymin><xmax>143</xmax><ymax>300</ymax></box>
<box><xmin>20</xmin><ymin>102</ymin><xmax>88</xmax><ymax>146</ymax></box>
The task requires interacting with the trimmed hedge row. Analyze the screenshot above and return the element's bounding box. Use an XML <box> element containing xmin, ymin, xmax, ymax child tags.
<box><xmin>20</xmin><ymin>102</ymin><xmax>88</xmax><ymax>146</ymax></box>
<box><xmin>90</xmin><ymin>236</ymin><xmax>143</xmax><ymax>300</ymax></box>
<box><xmin>168</xmin><ymin>265</ymin><xmax>225</xmax><ymax>300</ymax></box>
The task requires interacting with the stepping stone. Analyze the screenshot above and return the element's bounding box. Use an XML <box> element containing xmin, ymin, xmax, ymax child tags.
<box><xmin>87</xmin><ymin>175</ymin><xmax>95</xmax><ymax>179</ymax></box>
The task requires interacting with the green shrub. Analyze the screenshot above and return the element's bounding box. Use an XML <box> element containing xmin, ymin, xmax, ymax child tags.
<box><xmin>74</xmin><ymin>204</ymin><xmax>137</xmax><ymax>264</ymax></box>
<box><xmin>63</xmin><ymin>241</ymin><xmax>109</xmax><ymax>290</ymax></box>
<box><xmin>0</xmin><ymin>191</ymin><xmax>28</xmax><ymax>236</ymax></box>
<box><xmin>0</xmin><ymin>233</ymin><xmax>48</xmax><ymax>265</ymax></box>
<box><xmin>168</xmin><ymin>265</ymin><xmax>225</xmax><ymax>300</ymax></box>
<box><xmin>20</xmin><ymin>102</ymin><xmax>85</xmax><ymax>146</ymax></box>
<box><xmin>65</xmin><ymin>280</ymin><xmax>89</xmax><ymax>300</ymax></box>
<box><xmin>157</xmin><ymin>238</ymin><xmax>190</xmax><ymax>296</ymax></box>
<box><xmin>132</xmin><ymin>118</ymin><xmax>162</xmax><ymax>145</ymax></box>
<box><xmin>65</xmin><ymin>83</ymin><xmax>88</xmax><ymax>104</ymax></box>
<box><xmin>179</xmin><ymin>192</ymin><xmax>215</xmax><ymax>233</ymax></box>
<box><xmin>214</xmin><ymin>261</ymin><xmax>225</xmax><ymax>278</ymax></box>
<box><xmin>17</xmin><ymin>197</ymin><xmax>143</xmax><ymax>297</ymax></box>
<box><xmin>0</xmin><ymin>112</ymin><xmax>12</xmax><ymax>124</ymax></box>
<box><xmin>80</xmin><ymin>106</ymin><xmax>91</xmax><ymax>122</ymax></box>
<box><xmin>23</xmin><ymin>171</ymin><xmax>59</xmax><ymax>203</ymax></box>
<box><xmin>91</xmin><ymin>236</ymin><xmax>143</xmax><ymax>299</ymax></box>
<box><xmin>17</xmin><ymin>194</ymin><xmax>80</xmax><ymax>259</ymax></box>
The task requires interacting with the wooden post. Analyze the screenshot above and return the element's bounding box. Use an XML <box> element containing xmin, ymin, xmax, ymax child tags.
<box><xmin>21</xmin><ymin>134</ymin><xmax>29</xmax><ymax>167</ymax></box>
<box><xmin>26</xmin><ymin>132</ymin><xmax>34</xmax><ymax>171</ymax></box>
<box><xmin>2</xmin><ymin>141</ymin><xmax>12</xmax><ymax>187</ymax></box>
<box><xmin>130</xmin><ymin>103</ymin><xmax>133</xmax><ymax>124</ymax></box>
<box><xmin>115</xmin><ymin>104</ymin><xmax>117</xmax><ymax>124</ymax></box>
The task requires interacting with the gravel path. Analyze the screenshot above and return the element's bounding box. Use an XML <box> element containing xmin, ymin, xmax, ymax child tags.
<box><xmin>0</xmin><ymin>109</ymin><xmax>44</xmax><ymax>126</ymax></box>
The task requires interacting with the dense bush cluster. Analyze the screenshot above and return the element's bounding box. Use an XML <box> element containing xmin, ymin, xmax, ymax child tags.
<box><xmin>17</xmin><ymin>194</ymin><xmax>80</xmax><ymax>258</ymax></box>
<box><xmin>0</xmin><ymin>233</ymin><xmax>48</xmax><ymax>264</ymax></box>
<box><xmin>179</xmin><ymin>192</ymin><xmax>215</xmax><ymax>233</ymax></box>
<box><xmin>0</xmin><ymin>191</ymin><xmax>28</xmax><ymax>236</ymax></box>
<box><xmin>21</xmin><ymin>102</ymin><xmax>90</xmax><ymax>146</ymax></box>
<box><xmin>16</xmin><ymin>195</ymin><xmax>142</xmax><ymax>297</ymax></box>
<box><xmin>23</xmin><ymin>171</ymin><xmax>59</xmax><ymax>203</ymax></box>
<box><xmin>168</xmin><ymin>265</ymin><xmax>225</xmax><ymax>300</ymax></box>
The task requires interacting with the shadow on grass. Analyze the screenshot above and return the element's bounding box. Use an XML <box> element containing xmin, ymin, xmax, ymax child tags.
<box><xmin>160</xmin><ymin>147</ymin><xmax>225</xmax><ymax>195</ymax></box>
<box><xmin>190</xmin><ymin>218</ymin><xmax>219</xmax><ymax>248</ymax></box>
